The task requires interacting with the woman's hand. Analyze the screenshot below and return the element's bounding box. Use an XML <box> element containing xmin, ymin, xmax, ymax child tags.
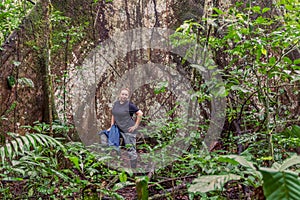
<box><xmin>107</xmin><ymin>124</ymin><xmax>113</xmax><ymax>131</ymax></box>
<box><xmin>128</xmin><ymin>125</ymin><xmax>138</xmax><ymax>133</ymax></box>
<box><xmin>128</xmin><ymin>110</ymin><xmax>143</xmax><ymax>133</ymax></box>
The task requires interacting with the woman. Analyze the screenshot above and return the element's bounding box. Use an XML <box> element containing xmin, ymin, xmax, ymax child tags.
<box><xmin>109</xmin><ymin>88</ymin><xmax>143</xmax><ymax>168</ymax></box>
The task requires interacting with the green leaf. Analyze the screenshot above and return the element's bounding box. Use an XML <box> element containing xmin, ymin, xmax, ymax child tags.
<box><xmin>283</xmin><ymin>57</ymin><xmax>293</xmax><ymax>64</ymax></box>
<box><xmin>283</xmin><ymin>125</ymin><xmax>300</xmax><ymax>138</ymax></box>
<box><xmin>260</xmin><ymin>168</ymin><xmax>300</xmax><ymax>200</ymax></box>
<box><xmin>252</xmin><ymin>6</ymin><xmax>261</xmax><ymax>13</ymax></box>
<box><xmin>36</xmin><ymin>134</ymin><xmax>50</xmax><ymax>146</ymax></box>
<box><xmin>5</xmin><ymin>144</ymin><xmax>13</xmax><ymax>160</ymax></box>
<box><xmin>47</xmin><ymin>135</ymin><xmax>64</xmax><ymax>149</ymax></box>
<box><xmin>218</xmin><ymin>156</ymin><xmax>240</xmax><ymax>165</ymax></box>
<box><xmin>231</xmin><ymin>85</ymin><xmax>250</xmax><ymax>93</ymax></box>
<box><xmin>225</xmin><ymin>155</ymin><xmax>256</xmax><ymax>170</ymax></box>
<box><xmin>20</xmin><ymin>136</ymin><xmax>30</xmax><ymax>150</ymax></box>
<box><xmin>2</xmin><ymin>177</ymin><xmax>24</xmax><ymax>181</ymax></box>
<box><xmin>191</xmin><ymin>64</ymin><xmax>207</xmax><ymax>72</ymax></box>
<box><xmin>119</xmin><ymin>170</ymin><xmax>127</xmax><ymax>183</ymax></box>
<box><xmin>112</xmin><ymin>181</ymin><xmax>134</xmax><ymax>191</ymax></box>
<box><xmin>285</xmin><ymin>4</ymin><xmax>293</xmax><ymax>11</ymax></box>
<box><xmin>5</xmin><ymin>102</ymin><xmax>17</xmax><ymax>115</ymax></box>
<box><xmin>293</xmin><ymin>58</ymin><xmax>300</xmax><ymax>65</ymax></box>
<box><xmin>290</xmin><ymin>125</ymin><xmax>300</xmax><ymax>138</ymax></box>
<box><xmin>68</xmin><ymin>156</ymin><xmax>80</xmax><ymax>170</ymax></box>
<box><xmin>262</xmin><ymin>7</ymin><xmax>271</xmax><ymax>13</ymax></box>
<box><xmin>279</xmin><ymin>155</ymin><xmax>300</xmax><ymax>171</ymax></box>
<box><xmin>213</xmin><ymin>7</ymin><xmax>224</xmax><ymax>15</ymax></box>
<box><xmin>10</xmin><ymin>140</ymin><xmax>19</xmax><ymax>156</ymax></box>
<box><xmin>258</xmin><ymin>156</ymin><xmax>273</xmax><ymax>161</ymax></box>
<box><xmin>189</xmin><ymin>174</ymin><xmax>241</xmax><ymax>193</ymax></box>
<box><xmin>256</xmin><ymin>48</ymin><xmax>262</xmax><ymax>61</ymax></box>
<box><xmin>30</xmin><ymin>134</ymin><xmax>44</xmax><ymax>146</ymax></box>
<box><xmin>13</xmin><ymin>61</ymin><xmax>21</xmax><ymax>67</ymax></box>
<box><xmin>269</xmin><ymin>57</ymin><xmax>276</xmax><ymax>65</ymax></box>
<box><xmin>154</xmin><ymin>81</ymin><xmax>168</xmax><ymax>94</ymax></box>
<box><xmin>15</xmin><ymin>138</ymin><xmax>24</xmax><ymax>154</ymax></box>
<box><xmin>0</xmin><ymin>147</ymin><xmax>5</xmax><ymax>164</ymax></box>
<box><xmin>261</xmin><ymin>47</ymin><xmax>267</xmax><ymax>56</ymax></box>
<box><xmin>25</xmin><ymin>134</ymin><xmax>37</xmax><ymax>147</ymax></box>
<box><xmin>28</xmin><ymin>187</ymin><xmax>34</xmax><ymax>197</ymax></box>
<box><xmin>7</xmin><ymin>76</ymin><xmax>16</xmax><ymax>88</ymax></box>
<box><xmin>18</xmin><ymin>77</ymin><xmax>35</xmax><ymax>88</ymax></box>
<box><xmin>291</xmin><ymin>75</ymin><xmax>300</xmax><ymax>83</ymax></box>
<box><xmin>49</xmin><ymin>168</ymin><xmax>70</xmax><ymax>181</ymax></box>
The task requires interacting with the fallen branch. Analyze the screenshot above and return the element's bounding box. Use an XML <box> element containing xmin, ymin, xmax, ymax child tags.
<box><xmin>148</xmin><ymin>175</ymin><xmax>196</xmax><ymax>188</ymax></box>
<box><xmin>149</xmin><ymin>182</ymin><xmax>188</xmax><ymax>200</ymax></box>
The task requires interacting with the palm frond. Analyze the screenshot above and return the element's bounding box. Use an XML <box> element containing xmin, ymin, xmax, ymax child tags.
<box><xmin>0</xmin><ymin>133</ymin><xmax>64</xmax><ymax>165</ymax></box>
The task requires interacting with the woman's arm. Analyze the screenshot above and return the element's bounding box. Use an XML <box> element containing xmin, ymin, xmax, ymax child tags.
<box><xmin>111</xmin><ymin>115</ymin><xmax>115</xmax><ymax>126</ymax></box>
<box><xmin>107</xmin><ymin>114</ymin><xmax>115</xmax><ymax>131</ymax></box>
<box><xmin>128</xmin><ymin>110</ymin><xmax>143</xmax><ymax>132</ymax></box>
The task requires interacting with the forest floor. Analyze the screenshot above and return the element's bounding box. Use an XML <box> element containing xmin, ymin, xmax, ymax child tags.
<box><xmin>105</xmin><ymin>144</ymin><xmax>266</xmax><ymax>200</ymax></box>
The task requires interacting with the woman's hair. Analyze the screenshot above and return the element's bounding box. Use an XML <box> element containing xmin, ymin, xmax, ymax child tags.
<box><xmin>120</xmin><ymin>88</ymin><xmax>130</xmax><ymax>93</ymax></box>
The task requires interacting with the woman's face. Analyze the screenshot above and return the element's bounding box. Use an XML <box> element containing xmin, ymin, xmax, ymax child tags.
<box><xmin>119</xmin><ymin>89</ymin><xmax>129</xmax><ymax>102</ymax></box>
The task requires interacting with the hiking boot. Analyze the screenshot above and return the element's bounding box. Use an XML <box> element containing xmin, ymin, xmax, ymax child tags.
<box><xmin>130</xmin><ymin>159</ymin><xmax>137</xmax><ymax>168</ymax></box>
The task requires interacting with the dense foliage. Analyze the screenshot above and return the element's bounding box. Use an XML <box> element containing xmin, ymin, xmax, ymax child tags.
<box><xmin>0</xmin><ymin>0</ymin><xmax>35</xmax><ymax>45</ymax></box>
<box><xmin>1</xmin><ymin>0</ymin><xmax>299</xmax><ymax>199</ymax></box>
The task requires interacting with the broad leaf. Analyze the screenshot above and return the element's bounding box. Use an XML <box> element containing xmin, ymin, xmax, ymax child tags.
<box><xmin>188</xmin><ymin>174</ymin><xmax>241</xmax><ymax>193</ymax></box>
<box><xmin>119</xmin><ymin>170</ymin><xmax>127</xmax><ymax>183</ymax></box>
<box><xmin>68</xmin><ymin>156</ymin><xmax>80</xmax><ymax>170</ymax></box>
<box><xmin>112</xmin><ymin>181</ymin><xmax>134</xmax><ymax>191</ymax></box>
<box><xmin>282</xmin><ymin>125</ymin><xmax>300</xmax><ymax>138</ymax></box>
<box><xmin>224</xmin><ymin>155</ymin><xmax>257</xmax><ymax>170</ymax></box>
<box><xmin>279</xmin><ymin>155</ymin><xmax>300</xmax><ymax>171</ymax></box>
<box><xmin>18</xmin><ymin>77</ymin><xmax>35</xmax><ymax>88</ymax></box>
<box><xmin>260</xmin><ymin>168</ymin><xmax>300</xmax><ymax>200</ymax></box>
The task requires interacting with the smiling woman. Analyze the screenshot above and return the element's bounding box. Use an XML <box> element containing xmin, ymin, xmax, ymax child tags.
<box><xmin>109</xmin><ymin>88</ymin><xmax>143</xmax><ymax>168</ymax></box>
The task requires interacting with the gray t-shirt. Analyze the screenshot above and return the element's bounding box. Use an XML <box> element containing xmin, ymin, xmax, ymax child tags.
<box><xmin>112</xmin><ymin>100</ymin><xmax>139</xmax><ymax>133</ymax></box>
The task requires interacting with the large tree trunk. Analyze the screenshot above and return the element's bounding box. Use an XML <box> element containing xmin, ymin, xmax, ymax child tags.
<box><xmin>1</xmin><ymin>0</ymin><xmax>205</xmax><ymax>136</ymax></box>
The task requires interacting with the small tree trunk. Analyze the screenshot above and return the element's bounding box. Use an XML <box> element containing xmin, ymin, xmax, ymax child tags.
<box><xmin>136</xmin><ymin>176</ymin><xmax>149</xmax><ymax>200</ymax></box>
<box><xmin>38</xmin><ymin>0</ymin><xmax>57</xmax><ymax>132</ymax></box>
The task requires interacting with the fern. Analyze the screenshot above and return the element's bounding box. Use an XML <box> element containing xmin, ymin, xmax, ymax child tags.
<box><xmin>188</xmin><ymin>174</ymin><xmax>241</xmax><ymax>193</ymax></box>
<box><xmin>0</xmin><ymin>133</ymin><xmax>64</xmax><ymax>165</ymax></box>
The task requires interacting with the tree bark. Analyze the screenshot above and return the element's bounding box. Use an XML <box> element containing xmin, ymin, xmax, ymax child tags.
<box><xmin>37</xmin><ymin>0</ymin><xmax>57</xmax><ymax>127</ymax></box>
<box><xmin>0</xmin><ymin>0</ymin><xmax>189</xmax><ymax>135</ymax></box>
